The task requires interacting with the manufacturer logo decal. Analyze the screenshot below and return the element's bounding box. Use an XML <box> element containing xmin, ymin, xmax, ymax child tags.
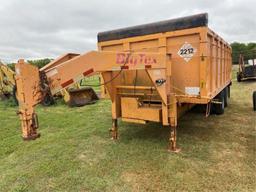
<box><xmin>178</xmin><ymin>42</ymin><xmax>197</xmax><ymax>62</ymax></box>
<box><xmin>116</xmin><ymin>53</ymin><xmax>157</xmax><ymax>65</ymax></box>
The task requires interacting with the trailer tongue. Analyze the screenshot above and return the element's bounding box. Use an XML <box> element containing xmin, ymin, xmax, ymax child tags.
<box><xmin>15</xmin><ymin>51</ymin><xmax>170</xmax><ymax>146</ymax></box>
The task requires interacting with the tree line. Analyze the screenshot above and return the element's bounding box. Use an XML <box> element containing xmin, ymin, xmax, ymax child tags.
<box><xmin>230</xmin><ymin>42</ymin><xmax>256</xmax><ymax>64</ymax></box>
<box><xmin>7</xmin><ymin>58</ymin><xmax>53</xmax><ymax>71</ymax></box>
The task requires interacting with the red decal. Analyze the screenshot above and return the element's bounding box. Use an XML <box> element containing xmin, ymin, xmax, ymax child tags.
<box><xmin>144</xmin><ymin>58</ymin><xmax>148</xmax><ymax>64</ymax></box>
<box><xmin>116</xmin><ymin>53</ymin><xmax>157</xmax><ymax>66</ymax></box>
<box><xmin>139</xmin><ymin>54</ymin><xmax>145</xmax><ymax>63</ymax></box>
<box><xmin>83</xmin><ymin>68</ymin><xmax>94</xmax><ymax>76</ymax></box>
<box><xmin>145</xmin><ymin>65</ymin><xmax>152</xmax><ymax>69</ymax></box>
<box><xmin>133</xmin><ymin>58</ymin><xmax>138</xmax><ymax>65</ymax></box>
<box><xmin>121</xmin><ymin>65</ymin><xmax>129</xmax><ymax>70</ymax></box>
<box><xmin>116</xmin><ymin>53</ymin><xmax>126</xmax><ymax>64</ymax></box>
<box><xmin>61</xmin><ymin>79</ymin><xmax>74</xmax><ymax>88</ymax></box>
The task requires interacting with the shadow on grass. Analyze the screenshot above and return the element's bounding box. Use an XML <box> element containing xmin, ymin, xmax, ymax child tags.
<box><xmin>118</xmin><ymin>104</ymin><xmax>215</xmax><ymax>142</ymax></box>
<box><xmin>118</xmin><ymin>109</ymin><xmax>219</xmax><ymax>154</ymax></box>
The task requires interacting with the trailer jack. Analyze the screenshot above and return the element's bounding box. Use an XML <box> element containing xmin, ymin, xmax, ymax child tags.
<box><xmin>110</xmin><ymin>119</ymin><xmax>118</xmax><ymax>140</ymax></box>
<box><xmin>168</xmin><ymin>126</ymin><xmax>180</xmax><ymax>153</ymax></box>
<box><xmin>17</xmin><ymin>110</ymin><xmax>40</xmax><ymax>140</ymax></box>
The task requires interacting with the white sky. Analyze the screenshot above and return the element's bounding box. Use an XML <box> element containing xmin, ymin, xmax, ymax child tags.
<box><xmin>0</xmin><ymin>0</ymin><xmax>255</xmax><ymax>62</ymax></box>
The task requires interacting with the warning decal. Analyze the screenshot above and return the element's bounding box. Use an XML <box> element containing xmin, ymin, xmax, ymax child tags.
<box><xmin>178</xmin><ymin>42</ymin><xmax>197</xmax><ymax>62</ymax></box>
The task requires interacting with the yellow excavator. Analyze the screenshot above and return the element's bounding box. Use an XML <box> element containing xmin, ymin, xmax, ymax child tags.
<box><xmin>0</xmin><ymin>60</ymin><xmax>17</xmax><ymax>101</ymax></box>
<box><xmin>0</xmin><ymin>57</ymin><xmax>98</xmax><ymax>107</ymax></box>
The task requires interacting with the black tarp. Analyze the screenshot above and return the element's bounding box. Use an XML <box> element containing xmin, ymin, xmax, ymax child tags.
<box><xmin>98</xmin><ymin>13</ymin><xmax>208</xmax><ymax>42</ymax></box>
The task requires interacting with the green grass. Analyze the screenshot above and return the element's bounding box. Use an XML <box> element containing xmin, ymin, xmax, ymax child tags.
<box><xmin>0</xmin><ymin>68</ymin><xmax>255</xmax><ymax>192</ymax></box>
<box><xmin>80</xmin><ymin>76</ymin><xmax>101</xmax><ymax>93</ymax></box>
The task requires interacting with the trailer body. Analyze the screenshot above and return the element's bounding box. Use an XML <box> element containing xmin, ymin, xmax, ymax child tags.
<box><xmin>98</xmin><ymin>13</ymin><xmax>232</xmax><ymax>126</ymax></box>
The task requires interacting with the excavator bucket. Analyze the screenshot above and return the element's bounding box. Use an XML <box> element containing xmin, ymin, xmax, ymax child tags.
<box><xmin>67</xmin><ymin>87</ymin><xmax>99</xmax><ymax>107</ymax></box>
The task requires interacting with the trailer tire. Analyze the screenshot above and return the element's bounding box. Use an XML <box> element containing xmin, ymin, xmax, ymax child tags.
<box><xmin>228</xmin><ymin>85</ymin><xmax>231</xmax><ymax>98</ymax></box>
<box><xmin>253</xmin><ymin>91</ymin><xmax>256</xmax><ymax>111</ymax></box>
<box><xmin>224</xmin><ymin>87</ymin><xmax>228</xmax><ymax>107</ymax></box>
<box><xmin>214</xmin><ymin>91</ymin><xmax>225</xmax><ymax>115</ymax></box>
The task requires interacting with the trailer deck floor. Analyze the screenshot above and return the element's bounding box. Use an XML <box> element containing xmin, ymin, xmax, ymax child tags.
<box><xmin>0</xmin><ymin>67</ymin><xmax>255</xmax><ymax>192</ymax></box>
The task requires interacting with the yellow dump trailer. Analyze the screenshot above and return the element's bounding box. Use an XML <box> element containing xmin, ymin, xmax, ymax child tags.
<box><xmin>15</xmin><ymin>13</ymin><xmax>232</xmax><ymax>151</ymax></box>
<box><xmin>97</xmin><ymin>13</ymin><xmax>232</xmax><ymax>150</ymax></box>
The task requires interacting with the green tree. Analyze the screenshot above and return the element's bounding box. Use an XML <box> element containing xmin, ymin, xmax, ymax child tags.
<box><xmin>231</xmin><ymin>42</ymin><xmax>256</xmax><ymax>64</ymax></box>
<box><xmin>7</xmin><ymin>58</ymin><xmax>53</xmax><ymax>71</ymax></box>
<box><xmin>7</xmin><ymin>63</ymin><xmax>15</xmax><ymax>71</ymax></box>
<box><xmin>27</xmin><ymin>58</ymin><xmax>53</xmax><ymax>68</ymax></box>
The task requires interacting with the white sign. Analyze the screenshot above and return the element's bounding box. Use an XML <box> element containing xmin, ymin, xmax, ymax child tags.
<box><xmin>185</xmin><ymin>87</ymin><xmax>200</xmax><ymax>96</ymax></box>
<box><xmin>178</xmin><ymin>42</ymin><xmax>197</xmax><ymax>62</ymax></box>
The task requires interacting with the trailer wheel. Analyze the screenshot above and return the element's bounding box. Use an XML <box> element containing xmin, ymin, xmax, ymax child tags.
<box><xmin>228</xmin><ymin>86</ymin><xmax>231</xmax><ymax>98</ymax></box>
<box><xmin>214</xmin><ymin>91</ymin><xmax>225</xmax><ymax>115</ymax></box>
<box><xmin>224</xmin><ymin>87</ymin><xmax>228</xmax><ymax>107</ymax></box>
<box><xmin>253</xmin><ymin>91</ymin><xmax>256</xmax><ymax>111</ymax></box>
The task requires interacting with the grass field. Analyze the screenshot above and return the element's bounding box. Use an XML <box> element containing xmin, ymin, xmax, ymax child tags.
<box><xmin>0</xmin><ymin>68</ymin><xmax>255</xmax><ymax>192</ymax></box>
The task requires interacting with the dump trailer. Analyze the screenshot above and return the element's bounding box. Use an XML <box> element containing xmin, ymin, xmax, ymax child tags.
<box><xmin>15</xmin><ymin>13</ymin><xmax>232</xmax><ymax>151</ymax></box>
<box><xmin>0</xmin><ymin>61</ymin><xmax>16</xmax><ymax>100</ymax></box>
<box><xmin>237</xmin><ymin>53</ymin><xmax>256</xmax><ymax>82</ymax></box>
<box><xmin>40</xmin><ymin>53</ymin><xmax>99</xmax><ymax>106</ymax></box>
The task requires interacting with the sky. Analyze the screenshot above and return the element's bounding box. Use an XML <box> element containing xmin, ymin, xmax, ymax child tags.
<box><xmin>0</xmin><ymin>0</ymin><xmax>255</xmax><ymax>62</ymax></box>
